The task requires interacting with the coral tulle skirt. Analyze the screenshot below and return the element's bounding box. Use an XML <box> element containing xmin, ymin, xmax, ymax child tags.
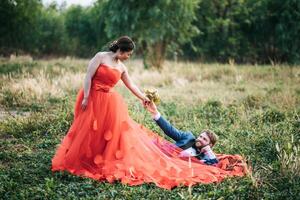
<box><xmin>51</xmin><ymin>65</ymin><xmax>248</xmax><ymax>190</ymax></box>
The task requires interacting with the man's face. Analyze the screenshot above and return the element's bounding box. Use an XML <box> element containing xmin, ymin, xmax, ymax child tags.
<box><xmin>195</xmin><ymin>132</ymin><xmax>211</xmax><ymax>148</ymax></box>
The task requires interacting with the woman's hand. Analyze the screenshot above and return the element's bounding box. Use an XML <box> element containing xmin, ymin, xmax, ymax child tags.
<box><xmin>142</xmin><ymin>96</ymin><xmax>151</xmax><ymax>106</ymax></box>
<box><xmin>81</xmin><ymin>97</ymin><xmax>88</xmax><ymax>110</ymax></box>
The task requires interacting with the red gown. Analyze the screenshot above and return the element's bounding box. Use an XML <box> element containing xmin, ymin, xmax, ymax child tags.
<box><xmin>51</xmin><ymin>64</ymin><xmax>248</xmax><ymax>190</ymax></box>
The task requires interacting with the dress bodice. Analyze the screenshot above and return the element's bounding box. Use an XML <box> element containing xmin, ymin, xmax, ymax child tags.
<box><xmin>91</xmin><ymin>64</ymin><xmax>122</xmax><ymax>92</ymax></box>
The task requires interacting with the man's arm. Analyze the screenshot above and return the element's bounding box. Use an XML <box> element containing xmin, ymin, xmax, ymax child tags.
<box><xmin>199</xmin><ymin>146</ymin><xmax>219</xmax><ymax>165</ymax></box>
<box><xmin>204</xmin><ymin>158</ymin><xmax>218</xmax><ymax>165</ymax></box>
<box><xmin>145</xmin><ymin>102</ymin><xmax>190</xmax><ymax>142</ymax></box>
<box><xmin>156</xmin><ymin>114</ymin><xmax>190</xmax><ymax>141</ymax></box>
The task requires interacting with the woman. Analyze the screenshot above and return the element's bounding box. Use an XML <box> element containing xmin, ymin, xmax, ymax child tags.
<box><xmin>52</xmin><ymin>36</ymin><xmax>247</xmax><ymax>190</ymax></box>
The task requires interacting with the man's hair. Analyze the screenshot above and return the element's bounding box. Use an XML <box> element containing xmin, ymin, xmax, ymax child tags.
<box><xmin>202</xmin><ymin>129</ymin><xmax>218</xmax><ymax>147</ymax></box>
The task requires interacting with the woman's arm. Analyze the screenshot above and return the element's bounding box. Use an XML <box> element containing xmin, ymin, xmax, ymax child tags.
<box><xmin>81</xmin><ymin>52</ymin><xmax>102</xmax><ymax>110</ymax></box>
<box><xmin>121</xmin><ymin>65</ymin><xmax>148</xmax><ymax>102</ymax></box>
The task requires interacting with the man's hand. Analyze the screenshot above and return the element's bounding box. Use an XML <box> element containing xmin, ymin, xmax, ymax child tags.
<box><xmin>144</xmin><ymin>101</ymin><xmax>159</xmax><ymax>116</ymax></box>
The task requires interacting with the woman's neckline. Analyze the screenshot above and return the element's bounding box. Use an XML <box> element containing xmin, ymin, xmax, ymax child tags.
<box><xmin>100</xmin><ymin>63</ymin><xmax>123</xmax><ymax>74</ymax></box>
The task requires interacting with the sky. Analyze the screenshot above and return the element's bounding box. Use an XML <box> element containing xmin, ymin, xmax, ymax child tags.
<box><xmin>42</xmin><ymin>0</ymin><xmax>95</xmax><ymax>7</ymax></box>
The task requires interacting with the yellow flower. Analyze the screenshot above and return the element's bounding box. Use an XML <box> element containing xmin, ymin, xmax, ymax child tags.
<box><xmin>144</xmin><ymin>89</ymin><xmax>160</xmax><ymax>105</ymax></box>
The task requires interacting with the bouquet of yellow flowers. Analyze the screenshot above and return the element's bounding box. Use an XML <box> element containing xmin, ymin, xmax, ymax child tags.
<box><xmin>144</xmin><ymin>89</ymin><xmax>160</xmax><ymax>105</ymax></box>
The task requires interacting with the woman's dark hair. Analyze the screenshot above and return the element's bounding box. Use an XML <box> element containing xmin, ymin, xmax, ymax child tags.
<box><xmin>109</xmin><ymin>36</ymin><xmax>135</xmax><ymax>53</ymax></box>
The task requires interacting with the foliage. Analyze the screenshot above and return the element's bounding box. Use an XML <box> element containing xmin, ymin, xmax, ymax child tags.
<box><xmin>0</xmin><ymin>0</ymin><xmax>42</xmax><ymax>55</ymax></box>
<box><xmin>245</xmin><ymin>0</ymin><xmax>300</xmax><ymax>64</ymax></box>
<box><xmin>1</xmin><ymin>0</ymin><xmax>300</xmax><ymax>65</ymax></box>
<box><xmin>64</xmin><ymin>4</ymin><xmax>108</xmax><ymax>57</ymax></box>
<box><xmin>183</xmin><ymin>0</ymin><xmax>251</xmax><ymax>62</ymax></box>
<box><xmin>37</xmin><ymin>4</ymin><xmax>69</xmax><ymax>55</ymax></box>
<box><xmin>183</xmin><ymin>0</ymin><xmax>300</xmax><ymax>64</ymax></box>
<box><xmin>101</xmin><ymin>0</ymin><xmax>199</xmax><ymax>68</ymax></box>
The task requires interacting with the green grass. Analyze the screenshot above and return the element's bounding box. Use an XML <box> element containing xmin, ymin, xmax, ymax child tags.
<box><xmin>0</xmin><ymin>58</ymin><xmax>299</xmax><ymax>199</ymax></box>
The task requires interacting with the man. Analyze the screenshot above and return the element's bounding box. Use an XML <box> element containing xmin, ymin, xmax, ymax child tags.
<box><xmin>144</xmin><ymin>102</ymin><xmax>219</xmax><ymax>165</ymax></box>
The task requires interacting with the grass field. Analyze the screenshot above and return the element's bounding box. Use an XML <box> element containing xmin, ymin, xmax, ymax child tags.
<box><xmin>0</xmin><ymin>56</ymin><xmax>299</xmax><ymax>199</ymax></box>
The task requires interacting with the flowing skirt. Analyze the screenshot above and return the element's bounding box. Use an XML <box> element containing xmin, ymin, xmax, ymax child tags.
<box><xmin>51</xmin><ymin>88</ymin><xmax>248</xmax><ymax>190</ymax></box>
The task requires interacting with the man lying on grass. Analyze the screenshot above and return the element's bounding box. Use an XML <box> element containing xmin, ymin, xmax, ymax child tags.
<box><xmin>144</xmin><ymin>101</ymin><xmax>218</xmax><ymax>165</ymax></box>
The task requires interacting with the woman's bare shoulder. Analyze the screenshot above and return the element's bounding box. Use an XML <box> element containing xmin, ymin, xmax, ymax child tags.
<box><xmin>95</xmin><ymin>51</ymin><xmax>114</xmax><ymax>58</ymax></box>
<box><xmin>119</xmin><ymin>62</ymin><xmax>128</xmax><ymax>73</ymax></box>
<box><xmin>94</xmin><ymin>51</ymin><xmax>109</xmax><ymax>59</ymax></box>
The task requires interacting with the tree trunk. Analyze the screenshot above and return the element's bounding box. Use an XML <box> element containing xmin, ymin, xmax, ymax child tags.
<box><xmin>143</xmin><ymin>41</ymin><xmax>166</xmax><ymax>69</ymax></box>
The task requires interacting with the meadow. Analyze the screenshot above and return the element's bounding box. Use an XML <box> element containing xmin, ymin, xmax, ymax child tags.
<box><xmin>0</xmin><ymin>56</ymin><xmax>299</xmax><ymax>199</ymax></box>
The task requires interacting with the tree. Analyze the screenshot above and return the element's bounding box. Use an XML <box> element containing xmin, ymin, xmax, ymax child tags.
<box><xmin>183</xmin><ymin>0</ymin><xmax>300</xmax><ymax>64</ymax></box>
<box><xmin>64</xmin><ymin>4</ymin><xmax>109</xmax><ymax>57</ymax></box>
<box><xmin>0</xmin><ymin>0</ymin><xmax>42</xmax><ymax>55</ymax></box>
<box><xmin>37</xmin><ymin>3</ymin><xmax>69</xmax><ymax>55</ymax></box>
<box><xmin>183</xmin><ymin>0</ymin><xmax>252</xmax><ymax>63</ymax></box>
<box><xmin>100</xmin><ymin>0</ymin><xmax>199</xmax><ymax>69</ymax></box>
<box><xmin>246</xmin><ymin>0</ymin><xmax>300</xmax><ymax>64</ymax></box>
